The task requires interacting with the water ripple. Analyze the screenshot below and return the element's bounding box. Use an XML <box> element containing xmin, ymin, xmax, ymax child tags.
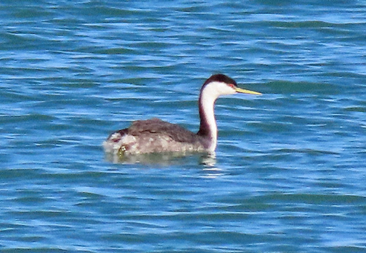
<box><xmin>1</xmin><ymin>0</ymin><xmax>366</xmax><ymax>252</ymax></box>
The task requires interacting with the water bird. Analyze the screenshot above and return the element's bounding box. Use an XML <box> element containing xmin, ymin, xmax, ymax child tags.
<box><xmin>103</xmin><ymin>74</ymin><xmax>261</xmax><ymax>156</ymax></box>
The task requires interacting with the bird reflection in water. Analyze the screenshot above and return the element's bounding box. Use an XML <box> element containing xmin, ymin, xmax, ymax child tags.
<box><xmin>104</xmin><ymin>151</ymin><xmax>217</xmax><ymax>166</ymax></box>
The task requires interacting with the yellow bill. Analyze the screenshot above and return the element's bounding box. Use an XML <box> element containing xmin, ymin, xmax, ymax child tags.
<box><xmin>235</xmin><ymin>87</ymin><xmax>262</xmax><ymax>95</ymax></box>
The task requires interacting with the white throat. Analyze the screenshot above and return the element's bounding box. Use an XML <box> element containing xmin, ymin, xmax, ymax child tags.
<box><xmin>200</xmin><ymin>86</ymin><xmax>218</xmax><ymax>151</ymax></box>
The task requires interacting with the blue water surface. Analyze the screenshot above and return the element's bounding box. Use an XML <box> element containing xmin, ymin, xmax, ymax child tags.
<box><xmin>1</xmin><ymin>0</ymin><xmax>366</xmax><ymax>252</ymax></box>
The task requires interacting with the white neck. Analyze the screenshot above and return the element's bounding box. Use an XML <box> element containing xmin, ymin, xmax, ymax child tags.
<box><xmin>197</xmin><ymin>82</ymin><xmax>224</xmax><ymax>151</ymax></box>
<box><xmin>197</xmin><ymin>81</ymin><xmax>237</xmax><ymax>151</ymax></box>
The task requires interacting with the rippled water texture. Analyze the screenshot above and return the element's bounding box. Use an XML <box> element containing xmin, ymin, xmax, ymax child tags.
<box><xmin>1</xmin><ymin>1</ymin><xmax>366</xmax><ymax>252</ymax></box>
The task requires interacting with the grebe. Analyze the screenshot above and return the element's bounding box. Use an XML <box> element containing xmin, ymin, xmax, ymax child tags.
<box><xmin>103</xmin><ymin>74</ymin><xmax>261</xmax><ymax>155</ymax></box>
